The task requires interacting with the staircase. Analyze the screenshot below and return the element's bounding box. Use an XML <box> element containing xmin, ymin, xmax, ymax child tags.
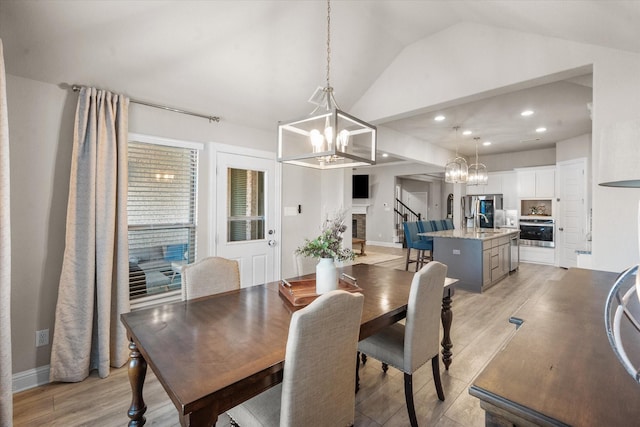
<box><xmin>394</xmin><ymin>198</ymin><xmax>422</xmax><ymax>247</ymax></box>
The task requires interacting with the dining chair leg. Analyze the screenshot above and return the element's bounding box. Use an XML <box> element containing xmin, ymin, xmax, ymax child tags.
<box><xmin>431</xmin><ymin>355</ymin><xmax>445</xmax><ymax>401</ymax></box>
<box><xmin>404</xmin><ymin>373</ymin><xmax>418</xmax><ymax>427</ymax></box>
<box><xmin>415</xmin><ymin>250</ymin><xmax>421</xmax><ymax>272</ymax></box>
<box><xmin>405</xmin><ymin>247</ymin><xmax>412</xmax><ymax>271</ymax></box>
<box><xmin>382</xmin><ymin>362</ymin><xmax>389</xmax><ymax>373</ymax></box>
<box><xmin>355</xmin><ymin>352</ymin><xmax>361</xmax><ymax>393</ymax></box>
<box><xmin>361</xmin><ymin>353</ymin><xmax>367</xmax><ymax>365</ymax></box>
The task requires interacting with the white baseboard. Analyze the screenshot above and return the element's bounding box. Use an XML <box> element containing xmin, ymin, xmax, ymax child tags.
<box><xmin>13</xmin><ymin>365</ymin><xmax>50</xmax><ymax>393</ymax></box>
<box><xmin>366</xmin><ymin>240</ymin><xmax>403</xmax><ymax>249</ymax></box>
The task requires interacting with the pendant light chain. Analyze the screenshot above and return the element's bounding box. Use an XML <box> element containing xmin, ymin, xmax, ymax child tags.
<box><xmin>326</xmin><ymin>0</ymin><xmax>331</xmax><ymax>89</ymax></box>
<box><xmin>275</xmin><ymin>0</ymin><xmax>376</xmax><ymax>169</ymax></box>
<box><xmin>469</xmin><ymin>136</ymin><xmax>488</xmax><ymax>185</ymax></box>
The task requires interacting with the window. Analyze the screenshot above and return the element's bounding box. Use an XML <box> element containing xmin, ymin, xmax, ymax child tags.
<box><xmin>127</xmin><ymin>137</ymin><xmax>199</xmax><ymax>306</ymax></box>
<box><xmin>227</xmin><ymin>168</ymin><xmax>265</xmax><ymax>242</ymax></box>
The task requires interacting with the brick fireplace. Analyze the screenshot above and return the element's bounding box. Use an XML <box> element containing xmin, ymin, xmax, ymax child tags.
<box><xmin>352</xmin><ymin>214</ymin><xmax>366</xmax><ymax>239</ymax></box>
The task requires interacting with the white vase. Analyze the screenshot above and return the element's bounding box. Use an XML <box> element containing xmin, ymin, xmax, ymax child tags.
<box><xmin>316</xmin><ymin>257</ymin><xmax>338</xmax><ymax>294</ymax></box>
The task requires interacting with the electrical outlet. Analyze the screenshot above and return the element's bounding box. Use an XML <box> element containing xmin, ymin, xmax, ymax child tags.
<box><xmin>36</xmin><ymin>329</ymin><xmax>49</xmax><ymax>347</ymax></box>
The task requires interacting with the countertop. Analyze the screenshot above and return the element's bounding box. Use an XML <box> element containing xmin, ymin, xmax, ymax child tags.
<box><xmin>419</xmin><ymin>228</ymin><xmax>520</xmax><ymax>241</ymax></box>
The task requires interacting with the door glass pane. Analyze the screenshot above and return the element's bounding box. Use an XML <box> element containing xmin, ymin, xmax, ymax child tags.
<box><xmin>228</xmin><ymin>168</ymin><xmax>265</xmax><ymax>242</ymax></box>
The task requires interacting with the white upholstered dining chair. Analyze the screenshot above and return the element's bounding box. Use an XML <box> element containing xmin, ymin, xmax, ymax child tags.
<box><xmin>357</xmin><ymin>261</ymin><xmax>448</xmax><ymax>427</ymax></box>
<box><xmin>181</xmin><ymin>256</ymin><xmax>240</xmax><ymax>301</ymax></box>
<box><xmin>292</xmin><ymin>252</ymin><xmax>317</xmax><ymax>277</ymax></box>
<box><xmin>227</xmin><ymin>289</ymin><xmax>364</xmax><ymax>427</ymax></box>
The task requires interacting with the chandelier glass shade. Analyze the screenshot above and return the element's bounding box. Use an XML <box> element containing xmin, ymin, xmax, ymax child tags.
<box><xmin>445</xmin><ymin>157</ymin><xmax>469</xmax><ymax>183</ymax></box>
<box><xmin>276</xmin><ymin>1</ymin><xmax>376</xmax><ymax>169</ymax></box>
<box><xmin>445</xmin><ymin>126</ymin><xmax>468</xmax><ymax>183</ymax></box>
<box><xmin>468</xmin><ymin>137</ymin><xmax>489</xmax><ymax>185</ymax></box>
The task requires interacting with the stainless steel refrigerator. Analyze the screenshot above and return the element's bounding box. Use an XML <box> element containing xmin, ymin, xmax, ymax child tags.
<box><xmin>462</xmin><ymin>194</ymin><xmax>504</xmax><ymax>229</ymax></box>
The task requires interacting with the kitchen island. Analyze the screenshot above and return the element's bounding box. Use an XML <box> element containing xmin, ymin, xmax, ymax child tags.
<box><xmin>420</xmin><ymin>228</ymin><xmax>520</xmax><ymax>293</ymax></box>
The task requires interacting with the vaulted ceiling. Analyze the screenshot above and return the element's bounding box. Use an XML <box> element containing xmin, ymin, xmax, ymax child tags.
<box><xmin>1</xmin><ymin>1</ymin><xmax>639</xmax><ymax>160</ymax></box>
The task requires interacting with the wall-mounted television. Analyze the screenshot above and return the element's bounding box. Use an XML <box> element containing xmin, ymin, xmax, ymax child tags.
<box><xmin>352</xmin><ymin>175</ymin><xmax>369</xmax><ymax>199</ymax></box>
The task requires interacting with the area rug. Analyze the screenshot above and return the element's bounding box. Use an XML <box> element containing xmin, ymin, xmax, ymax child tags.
<box><xmin>347</xmin><ymin>251</ymin><xmax>403</xmax><ymax>265</ymax></box>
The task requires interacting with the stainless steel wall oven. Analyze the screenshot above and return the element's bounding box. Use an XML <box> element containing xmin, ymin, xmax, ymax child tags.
<box><xmin>519</xmin><ymin>218</ymin><xmax>554</xmax><ymax>248</ymax></box>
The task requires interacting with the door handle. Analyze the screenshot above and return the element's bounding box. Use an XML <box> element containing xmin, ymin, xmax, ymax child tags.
<box><xmin>558</xmin><ymin>227</ymin><xmax>564</xmax><ymax>231</ymax></box>
<box><xmin>268</xmin><ymin>239</ymin><xmax>277</xmax><ymax>247</ymax></box>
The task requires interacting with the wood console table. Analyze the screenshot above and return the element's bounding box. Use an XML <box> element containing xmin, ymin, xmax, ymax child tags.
<box><xmin>121</xmin><ymin>263</ymin><xmax>456</xmax><ymax>426</ymax></box>
<box><xmin>352</xmin><ymin>237</ymin><xmax>366</xmax><ymax>256</ymax></box>
<box><xmin>470</xmin><ymin>268</ymin><xmax>640</xmax><ymax>426</ymax></box>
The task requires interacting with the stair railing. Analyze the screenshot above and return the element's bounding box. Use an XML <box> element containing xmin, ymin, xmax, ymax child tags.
<box><xmin>395</xmin><ymin>198</ymin><xmax>422</xmax><ymax>222</ymax></box>
<box><xmin>395</xmin><ymin>198</ymin><xmax>422</xmax><ymax>247</ymax></box>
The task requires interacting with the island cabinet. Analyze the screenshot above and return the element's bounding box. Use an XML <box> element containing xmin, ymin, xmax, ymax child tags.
<box><xmin>425</xmin><ymin>229</ymin><xmax>518</xmax><ymax>293</ymax></box>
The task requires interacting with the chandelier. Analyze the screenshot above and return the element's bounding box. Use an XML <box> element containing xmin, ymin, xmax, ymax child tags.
<box><xmin>468</xmin><ymin>137</ymin><xmax>489</xmax><ymax>185</ymax></box>
<box><xmin>444</xmin><ymin>126</ymin><xmax>468</xmax><ymax>183</ymax></box>
<box><xmin>276</xmin><ymin>0</ymin><xmax>376</xmax><ymax>169</ymax></box>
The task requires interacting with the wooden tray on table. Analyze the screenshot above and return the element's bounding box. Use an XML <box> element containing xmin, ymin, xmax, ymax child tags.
<box><xmin>278</xmin><ymin>275</ymin><xmax>363</xmax><ymax>307</ymax></box>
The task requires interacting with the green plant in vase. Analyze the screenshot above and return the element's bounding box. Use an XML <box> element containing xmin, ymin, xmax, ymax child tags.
<box><xmin>296</xmin><ymin>209</ymin><xmax>355</xmax><ymax>262</ymax></box>
<box><xmin>296</xmin><ymin>209</ymin><xmax>355</xmax><ymax>294</ymax></box>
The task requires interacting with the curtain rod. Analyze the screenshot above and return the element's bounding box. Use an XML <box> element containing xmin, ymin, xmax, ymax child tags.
<box><xmin>71</xmin><ymin>84</ymin><xmax>220</xmax><ymax>123</ymax></box>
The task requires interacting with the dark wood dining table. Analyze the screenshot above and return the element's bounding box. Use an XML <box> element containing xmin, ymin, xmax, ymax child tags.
<box><xmin>469</xmin><ymin>268</ymin><xmax>640</xmax><ymax>426</ymax></box>
<box><xmin>121</xmin><ymin>263</ymin><xmax>457</xmax><ymax>426</ymax></box>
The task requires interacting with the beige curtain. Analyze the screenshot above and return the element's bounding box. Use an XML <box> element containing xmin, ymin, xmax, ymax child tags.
<box><xmin>49</xmin><ymin>87</ymin><xmax>130</xmax><ymax>382</ymax></box>
<box><xmin>0</xmin><ymin>39</ymin><xmax>13</xmax><ymax>427</ymax></box>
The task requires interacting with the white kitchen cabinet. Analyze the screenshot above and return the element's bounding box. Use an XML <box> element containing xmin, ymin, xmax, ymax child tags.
<box><xmin>466</xmin><ymin>172</ymin><xmax>506</xmax><ymax>194</ymax></box>
<box><xmin>535</xmin><ymin>169</ymin><xmax>555</xmax><ymax>198</ymax></box>
<box><xmin>467</xmin><ymin>172</ymin><xmax>499</xmax><ymax>195</ymax></box>
<box><xmin>466</xmin><ymin>182</ymin><xmax>489</xmax><ymax>195</ymax></box>
<box><xmin>467</xmin><ymin>171</ymin><xmax>518</xmax><ymax>209</ymax></box>
<box><xmin>501</xmin><ymin>171</ymin><xmax>517</xmax><ymax>209</ymax></box>
<box><xmin>516</xmin><ymin>166</ymin><xmax>555</xmax><ymax>198</ymax></box>
<box><xmin>484</xmin><ymin>173</ymin><xmax>502</xmax><ymax>195</ymax></box>
<box><xmin>520</xmin><ymin>246</ymin><xmax>556</xmax><ymax>265</ymax></box>
<box><xmin>517</xmin><ymin>170</ymin><xmax>536</xmax><ymax>197</ymax></box>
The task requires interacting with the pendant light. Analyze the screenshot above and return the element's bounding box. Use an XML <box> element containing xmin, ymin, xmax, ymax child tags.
<box><xmin>445</xmin><ymin>126</ymin><xmax>468</xmax><ymax>183</ymax></box>
<box><xmin>276</xmin><ymin>0</ymin><xmax>376</xmax><ymax>169</ymax></box>
<box><xmin>468</xmin><ymin>137</ymin><xmax>489</xmax><ymax>185</ymax></box>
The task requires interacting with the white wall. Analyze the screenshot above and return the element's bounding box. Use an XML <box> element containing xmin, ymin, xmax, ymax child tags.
<box><xmin>6</xmin><ymin>74</ymin><xmax>322</xmax><ymax>377</ymax></box>
<box><xmin>556</xmin><ymin>133</ymin><xmax>591</xmax><ymax>163</ymax></box>
<box><xmin>354</xmin><ymin>22</ymin><xmax>640</xmax><ymax>272</ymax></box>
<box><xmin>7</xmin><ymin>76</ymin><xmax>73</xmax><ymax>373</ymax></box>
<box><xmin>399</xmin><ymin>178</ymin><xmax>428</xmax><ymax>219</ymax></box>
<box><xmin>479</xmin><ymin>148</ymin><xmax>556</xmax><ymax>173</ymax></box>
<box><xmin>279</xmin><ymin>164</ymin><xmax>322</xmax><ymax>279</ymax></box>
<box><xmin>591</xmin><ymin>57</ymin><xmax>640</xmax><ymax>272</ymax></box>
<box><xmin>353</xmin><ymin>163</ymin><xmax>445</xmax><ymax>245</ymax></box>
<box><xmin>398</xmin><ymin>177</ymin><xmax>445</xmax><ymax>220</ymax></box>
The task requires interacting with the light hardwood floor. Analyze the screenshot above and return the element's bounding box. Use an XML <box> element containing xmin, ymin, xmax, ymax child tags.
<box><xmin>13</xmin><ymin>247</ymin><xmax>568</xmax><ymax>426</ymax></box>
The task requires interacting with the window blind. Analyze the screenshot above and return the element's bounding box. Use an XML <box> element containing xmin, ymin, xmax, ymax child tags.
<box><xmin>127</xmin><ymin>141</ymin><xmax>198</xmax><ymax>303</ymax></box>
<box><xmin>228</xmin><ymin>168</ymin><xmax>265</xmax><ymax>242</ymax></box>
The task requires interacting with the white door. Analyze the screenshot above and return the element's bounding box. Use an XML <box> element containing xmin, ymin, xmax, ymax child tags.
<box><xmin>557</xmin><ymin>159</ymin><xmax>586</xmax><ymax>269</ymax></box>
<box><xmin>401</xmin><ymin>189</ymin><xmax>427</xmax><ymax>219</ymax></box>
<box><xmin>216</xmin><ymin>151</ymin><xmax>278</xmax><ymax>287</ymax></box>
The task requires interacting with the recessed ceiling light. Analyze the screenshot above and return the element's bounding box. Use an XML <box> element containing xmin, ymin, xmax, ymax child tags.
<box><xmin>462</xmin><ymin>130</ymin><xmax>472</xmax><ymax>135</ymax></box>
<box><xmin>483</xmin><ymin>141</ymin><xmax>492</xmax><ymax>146</ymax></box>
<box><xmin>521</xmin><ymin>110</ymin><xmax>534</xmax><ymax>117</ymax></box>
<box><xmin>382</xmin><ymin>153</ymin><xmax>389</xmax><ymax>158</ymax></box>
<box><xmin>434</xmin><ymin>115</ymin><xmax>446</xmax><ymax>122</ymax></box>
<box><xmin>536</xmin><ymin>127</ymin><xmax>547</xmax><ymax>133</ymax></box>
